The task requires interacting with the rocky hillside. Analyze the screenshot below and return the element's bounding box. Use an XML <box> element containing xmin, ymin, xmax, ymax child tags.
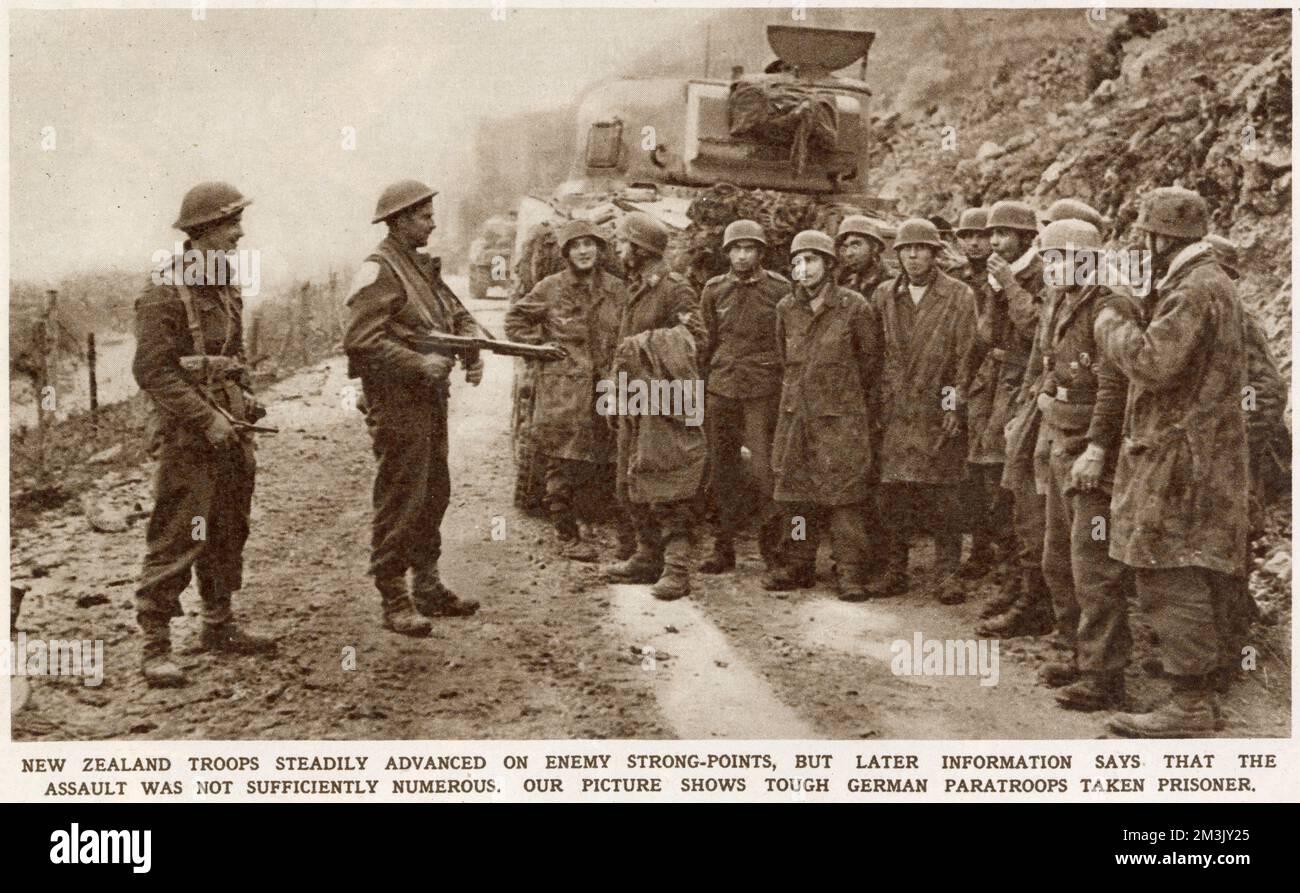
<box><xmin>870</xmin><ymin>7</ymin><xmax>1292</xmax><ymax>373</ymax></box>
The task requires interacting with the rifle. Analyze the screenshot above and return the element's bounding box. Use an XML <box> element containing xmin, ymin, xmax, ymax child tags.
<box><xmin>411</xmin><ymin>332</ymin><xmax>567</xmax><ymax>362</ymax></box>
<box><xmin>178</xmin><ymin>355</ymin><xmax>280</xmax><ymax>435</ymax></box>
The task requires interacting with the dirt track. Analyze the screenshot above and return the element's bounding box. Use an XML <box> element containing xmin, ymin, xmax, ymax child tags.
<box><xmin>9</xmin><ymin>298</ymin><xmax>1291</xmax><ymax>741</ymax></box>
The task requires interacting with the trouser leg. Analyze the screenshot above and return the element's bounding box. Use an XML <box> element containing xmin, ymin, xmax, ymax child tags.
<box><xmin>1070</xmin><ymin>488</ymin><xmax>1132</xmax><ymax>675</ymax></box>
<box><xmin>366</xmin><ymin>384</ymin><xmax>443</xmax><ymax>580</ymax></box>
<box><xmin>1041</xmin><ymin>451</ymin><xmax>1078</xmax><ymax>645</ymax></box>
<box><xmin>1133</xmin><ymin>566</ymin><xmax>1219</xmax><ymax>678</ymax></box>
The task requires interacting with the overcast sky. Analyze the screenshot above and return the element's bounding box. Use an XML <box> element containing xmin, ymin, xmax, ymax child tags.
<box><xmin>8</xmin><ymin>6</ymin><xmax>716</xmax><ymax>289</ymax></box>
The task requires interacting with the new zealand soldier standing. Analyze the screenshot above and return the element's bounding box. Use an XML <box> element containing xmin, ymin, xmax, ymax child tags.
<box><xmin>871</xmin><ymin>219</ymin><xmax>978</xmax><ymax>604</ymax></box>
<box><xmin>767</xmin><ymin>230</ymin><xmax>882</xmax><ymax>601</ymax></box>
<box><xmin>505</xmin><ymin>219</ymin><xmax>627</xmax><ymax>562</ymax></box>
<box><xmin>1096</xmin><ymin>187</ymin><xmax>1250</xmax><ymax>737</ymax></box>
<box><xmin>603</xmin><ymin>211</ymin><xmax>706</xmax><ymax>600</ymax></box>
<box><xmin>697</xmin><ymin>219</ymin><xmax>787</xmax><ymax>575</ymax></box>
<box><xmin>1031</xmin><ymin>220</ymin><xmax>1136</xmax><ymax>711</ymax></box>
<box><xmin>344</xmin><ymin>180</ymin><xmax>481</xmax><ymax>636</ymax></box>
<box><xmin>132</xmin><ymin>181</ymin><xmax>275</xmax><ymax>687</ymax></box>
<box><xmin>978</xmin><ymin>200</ymin><xmax>1054</xmax><ymax>635</ymax></box>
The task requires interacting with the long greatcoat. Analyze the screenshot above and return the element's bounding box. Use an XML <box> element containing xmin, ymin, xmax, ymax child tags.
<box><xmin>1094</xmin><ymin>242</ymin><xmax>1249</xmax><ymax>576</ymax></box>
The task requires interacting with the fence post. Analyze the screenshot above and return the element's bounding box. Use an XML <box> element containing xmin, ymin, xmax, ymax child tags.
<box><xmin>87</xmin><ymin>332</ymin><xmax>98</xmax><ymax>444</ymax></box>
<box><xmin>35</xmin><ymin>289</ymin><xmax>58</xmax><ymax>485</ymax></box>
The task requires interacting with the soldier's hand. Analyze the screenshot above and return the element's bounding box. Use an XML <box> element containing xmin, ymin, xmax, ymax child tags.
<box><xmin>987</xmin><ymin>253</ymin><xmax>1013</xmax><ymax>287</ymax></box>
<box><xmin>940</xmin><ymin>411</ymin><xmax>961</xmax><ymax>439</ymax></box>
<box><xmin>1094</xmin><ymin>305</ymin><xmax>1121</xmax><ymax>340</ymax></box>
<box><xmin>1036</xmin><ymin>392</ymin><xmax>1054</xmax><ymax>414</ymax></box>
<box><xmin>539</xmin><ymin>342</ymin><xmax>567</xmax><ymax>362</ymax></box>
<box><xmin>1070</xmin><ymin>443</ymin><xmax>1106</xmax><ymax>491</ymax></box>
<box><xmin>422</xmin><ymin>354</ymin><xmax>456</xmax><ymax>385</ymax></box>
<box><xmin>465</xmin><ymin>357</ymin><xmax>485</xmax><ymax>386</ymax></box>
<box><xmin>203</xmin><ymin>411</ymin><xmax>238</xmax><ymax>449</ymax></box>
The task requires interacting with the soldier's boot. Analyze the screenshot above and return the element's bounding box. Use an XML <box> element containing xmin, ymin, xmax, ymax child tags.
<box><xmin>836</xmin><ymin>564</ymin><xmax>870</xmax><ymax>603</ymax></box>
<box><xmin>412</xmin><ymin>566</ymin><xmax>480</xmax><ymax>618</ymax></box>
<box><xmin>698</xmin><ymin>538</ymin><xmax>736</xmax><ymax>574</ymax></box>
<box><xmin>933</xmin><ymin>534</ymin><xmax>966</xmax><ymax>605</ymax></box>
<box><xmin>376</xmin><ymin>577</ymin><xmax>432</xmax><ymax>637</ymax></box>
<box><xmin>977</xmin><ymin>571</ymin><xmax>1054</xmax><ymax>638</ymax></box>
<box><xmin>604</xmin><ymin>543</ymin><xmax>664</xmax><ymax>584</ymax></box>
<box><xmin>196</xmin><ymin>582</ymin><xmax>277</xmax><ymax>656</ymax></box>
<box><xmin>762</xmin><ymin>561</ymin><xmax>816</xmax><ymax>591</ymax></box>
<box><xmin>979</xmin><ymin>571</ymin><xmax>1023</xmax><ymax>619</ymax></box>
<box><xmin>138</xmin><ymin>612</ymin><xmax>185</xmax><ymax>688</ymax></box>
<box><xmin>960</xmin><ymin>537</ymin><xmax>996</xmax><ymax>580</ymax></box>
<box><xmin>552</xmin><ymin>512</ymin><xmax>598</xmax><ymax>563</ymax></box>
<box><xmin>866</xmin><ymin>558</ymin><xmax>908</xmax><ymax>599</ymax></box>
<box><xmin>1037</xmin><ymin>660</ymin><xmax>1080</xmax><ymax>688</ymax></box>
<box><xmin>1106</xmin><ymin>675</ymin><xmax>1218</xmax><ymax>738</ymax></box>
<box><xmin>1056</xmin><ymin>671</ymin><xmax>1126</xmax><ymax>712</ymax></box>
<box><xmin>651</xmin><ymin>537</ymin><xmax>693</xmax><ymax>602</ymax></box>
<box><xmin>614</xmin><ymin>519</ymin><xmax>638</xmax><ymax>562</ymax></box>
<box><xmin>758</xmin><ymin>513</ymin><xmax>787</xmax><ymax>574</ymax></box>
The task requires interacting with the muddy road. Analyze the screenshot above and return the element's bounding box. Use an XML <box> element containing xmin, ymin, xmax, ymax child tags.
<box><xmin>9</xmin><ymin>297</ymin><xmax>1291</xmax><ymax>741</ymax></box>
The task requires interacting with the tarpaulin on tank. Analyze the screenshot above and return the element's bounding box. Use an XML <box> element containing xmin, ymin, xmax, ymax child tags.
<box><xmin>727</xmin><ymin>82</ymin><xmax>839</xmax><ymax>172</ymax></box>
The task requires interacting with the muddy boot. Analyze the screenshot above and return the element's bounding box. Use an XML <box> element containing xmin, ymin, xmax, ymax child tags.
<box><xmin>1037</xmin><ymin>660</ymin><xmax>1079</xmax><ymax>688</ymax></box>
<box><xmin>866</xmin><ymin>565</ymin><xmax>908</xmax><ymax>599</ymax></box>
<box><xmin>551</xmin><ymin>510</ymin><xmax>598</xmax><ymax>562</ymax></box>
<box><xmin>1107</xmin><ymin>676</ymin><xmax>1218</xmax><ymax>738</ymax></box>
<box><xmin>651</xmin><ymin>537</ymin><xmax>692</xmax><ymax>601</ymax></box>
<box><xmin>614</xmin><ymin>522</ymin><xmax>638</xmax><ymax>561</ymax></box>
<box><xmin>138</xmin><ymin>612</ymin><xmax>185</xmax><ymax>688</ymax></box>
<box><xmin>979</xmin><ymin>573</ymin><xmax>1023</xmax><ymax>619</ymax></box>
<box><xmin>377</xmin><ymin>577</ymin><xmax>432</xmax><ymax>637</ymax></box>
<box><xmin>836</xmin><ymin>564</ymin><xmax>869</xmax><ymax>603</ymax></box>
<box><xmin>699</xmin><ymin>538</ymin><xmax>735</xmax><ymax>574</ymax></box>
<box><xmin>1141</xmin><ymin>656</ymin><xmax>1170</xmax><ymax>678</ymax></box>
<box><xmin>762</xmin><ymin>562</ymin><xmax>816</xmax><ymax>591</ymax></box>
<box><xmin>196</xmin><ymin>583</ymin><xmax>277</xmax><ymax>655</ymax></box>
<box><xmin>977</xmin><ymin>571</ymin><xmax>1053</xmax><ymax>638</ymax></box>
<box><xmin>935</xmin><ymin>578</ymin><xmax>967</xmax><ymax>606</ymax></box>
<box><xmin>604</xmin><ymin>542</ymin><xmax>664</xmax><ymax>583</ymax></box>
<box><xmin>412</xmin><ymin>567</ymin><xmax>480</xmax><ymax>618</ymax></box>
<box><xmin>960</xmin><ymin>540</ymin><xmax>996</xmax><ymax>580</ymax></box>
<box><xmin>1056</xmin><ymin>671</ymin><xmax>1126</xmax><ymax>712</ymax></box>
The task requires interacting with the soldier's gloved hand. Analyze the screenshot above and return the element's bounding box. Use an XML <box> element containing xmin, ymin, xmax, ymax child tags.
<box><xmin>465</xmin><ymin>357</ymin><xmax>484</xmax><ymax>386</ymax></box>
<box><xmin>1036</xmin><ymin>391</ymin><xmax>1055</xmax><ymax>414</ymax></box>
<box><xmin>422</xmin><ymin>354</ymin><xmax>456</xmax><ymax>385</ymax></box>
<box><xmin>1070</xmin><ymin>442</ymin><xmax>1106</xmax><ymax>491</ymax></box>
<box><xmin>203</xmin><ymin>411</ymin><xmax>238</xmax><ymax>449</ymax></box>
<box><xmin>940</xmin><ymin>410</ymin><xmax>961</xmax><ymax>439</ymax></box>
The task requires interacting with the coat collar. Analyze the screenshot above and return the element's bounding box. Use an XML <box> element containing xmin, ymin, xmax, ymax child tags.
<box><xmin>1156</xmin><ymin>240</ymin><xmax>1214</xmax><ymax>291</ymax></box>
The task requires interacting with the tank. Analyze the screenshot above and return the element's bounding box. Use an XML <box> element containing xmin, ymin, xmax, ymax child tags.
<box><xmin>510</xmin><ymin>25</ymin><xmax>898</xmax><ymax>514</ymax></box>
<box><xmin>467</xmin><ymin>212</ymin><xmax>517</xmax><ymax>300</ymax></box>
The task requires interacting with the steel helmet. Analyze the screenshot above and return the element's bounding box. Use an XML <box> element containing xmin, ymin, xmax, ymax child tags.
<box><xmin>1136</xmin><ymin>186</ymin><xmax>1208</xmax><ymax>239</ymax></box>
<box><xmin>722</xmin><ymin>219</ymin><xmax>768</xmax><ymax>250</ymax></box>
<box><xmin>892</xmin><ymin>218</ymin><xmax>944</xmax><ymax>251</ymax></box>
<box><xmin>986</xmin><ymin>200</ymin><xmax>1039</xmax><ymax>233</ymax></box>
<box><xmin>789</xmin><ymin>229</ymin><xmax>837</xmax><ymax>261</ymax></box>
<box><xmin>372</xmin><ymin>179</ymin><xmax>437</xmax><ymax>224</ymax></box>
<box><xmin>835</xmin><ymin>214</ymin><xmax>885</xmax><ymax>249</ymax></box>
<box><xmin>557</xmin><ymin>219</ymin><xmax>607</xmax><ymax>256</ymax></box>
<box><xmin>1042</xmin><ymin>198</ymin><xmax>1106</xmax><ymax>231</ymax></box>
<box><xmin>954</xmin><ymin>207</ymin><xmax>989</xmax><ymax>235</ymax></box>
<box><xmin>1039</xmin><ymin>219</ymin><xmax>1103</xmax><ymax>254</ymax></box>
<box><xmin>616</xmin><ymin>210</ymin><xmax>669</xmax><ymax>256</ymax></box>
<box><xmin>173</xmin><ymin>181</ymin><xmax>251</xmax><ymax>231</ymax></box>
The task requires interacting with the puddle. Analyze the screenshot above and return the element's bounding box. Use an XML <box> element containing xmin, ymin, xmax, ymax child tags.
<box><xmin>608</xmin><ymin>584</ymin><xmax>816</xmax><ymax>739</ymax></box>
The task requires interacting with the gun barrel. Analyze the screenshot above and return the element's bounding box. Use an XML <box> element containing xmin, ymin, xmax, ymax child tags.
<box><xmin>414</xmin><ymin>333</ymin><xmax>565</xmax><ymax>361</ymax></box>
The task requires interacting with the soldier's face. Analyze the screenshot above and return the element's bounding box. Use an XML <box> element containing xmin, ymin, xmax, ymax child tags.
<box><xmin>614</xmin><ymin>237</ymin><xmax>636</xmax><ymax>267</ymax></box>
<box><xmin>567</xmin><ymin>237</ymin><xmax>601</xmax><ymax>272</ymax></box>
<box><xmin>727</xmin><ymin>241</ymin><xmax>761</xmax><ymax>275</ymax></box>
<box><xmin>202</xmin><ymin>214</ymin><xmax>244</xmax><ymax>254</ymax></box>
<box><xmin>898</xmin><ymin>244</ymin><xmax>936</xmax><ymax>281</ymax></box>
<box><xmin>394</xmin><ymin>203</ymin><xmax>435</xmax><ymax>248</ymax></box>
<box><xmin>792</xmin><ymin>251</ymin><xmax>827</xmax><ymax>288</ymax></box>
<box><xmin>837</xmin><ymin>235</ymin><xmax>878</xmax><ymax>271</ymax></box>
<box><xmin>990</xmin><ymin>227</ymin><xmax>1028</xmax><ymax>261</ymax></box>
<box><xmin>957</xmin><ymin>231</ymin><xmax>991</xmax><ymax>260</ymax></box>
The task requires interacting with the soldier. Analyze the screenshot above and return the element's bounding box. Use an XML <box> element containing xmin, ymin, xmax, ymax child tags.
<box><xmin>505</xmin><ymin>219</ymin><xmax>627</xmax><ymax>562</ymax></box>
<box><xmin>871</xmin><ymin>219</ymin><xmax>978</xmax><ymax>604</ymax></box>
<box><xmin>1031</xmin><ymin>220</ymin><xmax>1136</xmax><ymax>711</ymax></box>
<box><xmin>603</xmin><ymin>211</ymin><xmax>706</xmax><ymax>601</ymax></box>
<box><xmin>767</xmin><ymin>230</ymin><xmax>881</xmax><ymax>601</ymax></box>
<box><xmin>977</xmin><ymin>200</ymin><xmax>1054</xmax><ymax>636</ymax></box>
<box><xmin>697</xmin><ymin>220</ymin><xmax>787</xmax><ymax>575</ymax></box>
<box><xmin>1095</xmin><ymin>187</ymin><xmax>1250</xmax><ymax>737</ymax></box>
<box><xmin>953</xmin><ymin>207</ymin><xmax>1015</xmax><ymax>579</ymax></box>
<box><xmin>343</xmin><ymin>180</ymin><xmax>481</xmax><ymax>637</ymax></box>
<box><xmin>1040</xmin><ymin>198</ymin><xmax>1108</xmax><ymax>234</ymax></box>
<box><xmin>132</xmin><ymin>181</ymin><xmax>275</xmax><ymax>687</ymax></box>
<box><xmin>835</xmin><ymin>215</ymin><xmax>889</xmax><ymax>298</ymax></box>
